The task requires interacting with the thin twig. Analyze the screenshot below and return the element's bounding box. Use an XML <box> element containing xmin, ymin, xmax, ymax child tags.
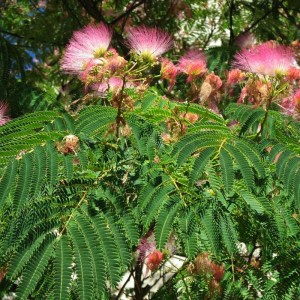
<box><xmin>59</xmin><ymin>191</ymin><xmax>87</xmax><ymax>236</ymax></box>
<box><xmin>115</xmin><ymin>267</ymin><xmax>134</xmax><ymax>300</ymax></box>
<box><xmin>243</xmin><ymin>0</ymin><xmax>284</xmax><ymax>33</ymax></box>
<box><xmin>110</xmin><ymin>0</ymin><xmax>146</xmax><ymax>25</ymax></box>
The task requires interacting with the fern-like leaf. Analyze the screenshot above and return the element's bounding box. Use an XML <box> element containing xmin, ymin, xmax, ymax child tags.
<box><xmin>225</xmin><ymin>143</ymin><xmax>254</xmax><ymax>189</ymax></box>
<box><xmin>190</xmin><ymin>147</ymin><xmax>216</xmax><ymax>183</ymax></box>
<box><xmin>179</xmin><ymin>209</ymin><xmax>199</xmax><ymax>259</ymax></box>
<box><xmin>54</xmin><ymin>235</ymin><xmax>72</xmax><ymax>300</ymax></box>
<box><xmin>15</xmin><ymin>240</ymin><xmax>54</xmax><ymax>299</ymax></box>
<box><xmin>201</xmin><ymin>209</ymin><xmax>219</xmax><ymax>255</ymax></box>
<box><xmin>90</xmin><ymin>214</ymin><xmax>121</xmax><ymax>286</ymax></box>
<box><xmin>75</xmin><ymin>105</ymin><xmax>117</xmax><ymax>136</ymax></box>
<box><xmin>7</xmin><ymin>233</ymin><xmax>49</xmax><ymax>280</ymax></box>
<box><xmin>0</xmin><ymin>159</ymin><xmax>18</xmax><ymax>208</ymax></box>
<box><xmin>73</xmin><ymin>213</ymin><xmax>107</xmax><ymax>297</ymax></box>
<box><xmin>236</xmin><ymin>186</ymin><xmax>265</xmax><ymax>214</ymax></box>
<box><xmin>220</xmin><ymin>148</ymin><xmax>234</xmax><ymax>193</ymax></box>
<box><xmin>155</xmin><ymin>200</ymin><xmax>180</xmax><ymax>249</ymax></box>
<box><xmin>68</xmin><ymin>221</ymin><xmax>94</xmax><ymax>300</ymax></box>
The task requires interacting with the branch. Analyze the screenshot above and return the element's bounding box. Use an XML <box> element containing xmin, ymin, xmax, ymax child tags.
<box><xmin>244</xmin><ymin>0</ymin><xmax>284</xmax><ymax>33</ymax></box>
<box><xmin>228</xmin><ymin>0</ymin><xmax>235</xmax><ymax>45</ymax></box>
<box><xmin>59</xmin><ymin>191</ymin><xmax>87</xmax><ymax>236</ymax></box>
<box><xmin>110</xmin><ymin>0</ymin><xmax>146</xmax><ymax>25</ymax></box>
<box><xmin>0</xmin><ymin>29</ymin><xmax>64</xmax><ymax>47</ymax></box>
<box><xmin>247</xmin><ymin>235</ymin><xmax>260</xmax><ymax>264</ymax></box>
<box><xmin>63</xmin><ymin>1</ymin><xmax>83</xmax><ymax>27</ymax></box>
<box><xmin>115</xmin><ymin>267</ymin><xmax>134</xmax><ymax>300</ymax></box>
<box><xmin>203</xmin><ymin>23</ymin><xmax>215</xmax><ymax>49</ymax></box>
<box><xmin>77</xmin><ymin>0</ymin><xmax>106</xmax><ymax>23</ymax></box>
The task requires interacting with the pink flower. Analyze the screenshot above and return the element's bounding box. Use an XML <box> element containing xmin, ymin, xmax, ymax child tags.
<box><xmin>0</xmin><ymin>102</ymin><xmax>10</xmax><ymax>126</ymax></box>
<box><xmin>104</xmin><ymin>49</ymin><xmax>127</xmax><ymax>73</ymax></box>
<box><xmin>137</xmin><ymin>232</ymin><xmax>156</xmax><ymax>263</ymax></box>
<box><xmin>200</xmin><ymin>72</ymin><xmax>222</xmax><ymax>105</ymax></box>
<box><xmin>211</xmin><ymin>263</ymin><xmax>225</xmax><ymax>282</ymax></box>
<box><xmin>204</xmin><ymin>72</ymin><xmax>222</xmax><ymax>90</ymax></box>
<box><xmin>92</xmin><ymin>77</ymin><xmax>133</xmax><ymax>96</ymax></box>
<box><xmin>234</xmin><ymin>32</ymin><xmax>256</xmax><ymax>49</ymax></box>
<box><xmin>232</xmin><ymin>41</ymin><xmax>297</xmax><ymax>76</ymax></box>
<box><xmin>108</xmin><ymin>77</ymin><xmax>124</xmax><ymax>91</ymax></box>
<box><xmin>126</xmin><ymin>26</ymin><xmax>172</xmax><ymax>60</ymax></box>
<box><xmin>280</xmin><ymin>90</ymin><xmax>300</xmax><ymax>116</ymax></box>
<box><xmin>137</xmin><ymin>232</ymin><xmax>164</xmax><ymax>272</ymax></box>
<box><xmin>281</xmin><ymin>97</ymin><xmax>294</xmax><ymax>115</ymax></box>
<box><xmin>177</xmin><ymin>50</ymin><xmax>207</xmax><ymax>82</ymax></box>
<box><xmin>238</xmin><ymin>80</ymin><xmax>271</xmax><ymax>105</ymax></box>
<box><xmin>61</xmin><ymin>23</ymin><xmax>112</xmax><ymax>75</ymax></box>
<box><xmin>146</xmin><ymin>250</ymin><xmax>163</xmax><ymax>272</ymax></box>
<box><xmin>92</xmin><ymin>82</ymin><xmax>109</xmax><ymax>96</ymax></box>
<box><xmin>286</xmin><ymin>66</ymin><xmax>300</xmax><ymax>81</ymax></box>
<box><xmin>226</xmin><ymin>69</ymin><xmax>246</xmax><ymax>85</ymax></box>
<box><xmin>293</xmin><ymin>89</ymin><xmax>300</xmax><ymax>108</ymax></box>
<box><xmin>161</xmin><ymin>58</ymin><xmax>178</xmax><ymax>90</ymax></box>
<box><xmin>80</xmin><ymin>49</ymin><xmax>127</xmax><ymax>82</ymax></box>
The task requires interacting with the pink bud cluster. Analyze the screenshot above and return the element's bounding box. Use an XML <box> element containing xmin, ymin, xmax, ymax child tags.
<box><xmin>281</xmin><ymin>90</ymin><xmax>300</xmax><ymax>118</ymax></box>
<box><xmin>230</xmin><ymin>40</ymin><xmax>300</xmax><ymax>116</ymax></box>
<box><xmin>61</xmin><ymin>23</ymin><xmax>176</xmax><ymax>96</ymax></box>
<box><xmin>61</xmin><ymin>25</ymin><xmax>300</xmax><ymax>120</ymax></box>
<box><xmin>61</xmin><ymin>23</ymin><xmax>213</xmax><ymax>99</ymax></box>
<box><xmin>189</xmin><ymin>253</ymin><xmax>225</xmax><ymax>296</ymax></box>
<box><xmin>137</xmin><ymin>232</ymin><xmax>163</xmax><ymax>273</ymax></box>
<box><xmin>160</xmin><ymin>49</ymin><xmax>208</xmax><ymax>92</ymax></box>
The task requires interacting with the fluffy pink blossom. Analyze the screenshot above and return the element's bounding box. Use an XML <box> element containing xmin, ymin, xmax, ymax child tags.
<box><xmin>281</xmin><ymin>97</ymin><xmax>294</xmax><ymax>115</ymax></box>
<box><xmin>61</xmin><ymin>23</ymin><xmax>112</xmax><ymax>75</ymax></box>
<box><xmin>161</xmin><ymin>58</ymin><xmax>178</xmax><ymax>90</ymax></box>
<box><xmin>234</xmin><ymin>32</ymin><xmax>256</xmax><ymax>49</ymax></box>
<box><xmin>232</xmin><ymin>41</ymin><xmax>297</xmax><ymax>76</ymax></box>
<box><xmin>126</xmin><ymin>26</ymin><xmax>172</xmax><ymax>60</ymax></box>
<box><xmin>0</xmin><ymin>102</ymin><xmax>10</xmax><ymax>126</ymax></box>
<box><xmin>177</xmin><ymin>50</ymin><xmax>207</xmax><ymax>82</ymax></box>
<box><xmin>137</xmin><ymin>232</ymin><xmax>156</xmax><ymax>262</ymax></box>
